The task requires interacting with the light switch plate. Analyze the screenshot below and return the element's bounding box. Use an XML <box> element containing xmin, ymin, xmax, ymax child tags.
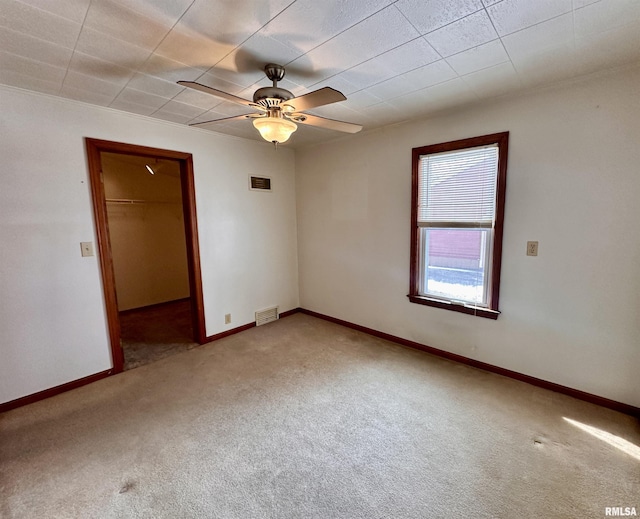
<box><xmin>80</xmin><ymin>242</ymin><xmax>94</xmax><ymax>257</ymax></box>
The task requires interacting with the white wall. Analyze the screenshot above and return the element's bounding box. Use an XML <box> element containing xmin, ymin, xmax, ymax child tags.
<box><xmin>103</xmin><ymin>155</ymin><xmax>189</xmax><ymax>311</ymax></box>
<box><xmin>295</xmin><ymin>65</ymin><xmax>640</xmax><ymax>407</ymax></box>
<box><xmin>0</xmin><ymin>86</ymin><xmax>299</xmax><ymax>404</ymax></box>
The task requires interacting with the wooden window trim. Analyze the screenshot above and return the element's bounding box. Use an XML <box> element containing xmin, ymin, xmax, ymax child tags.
<box><xmin>409</xmin><ymin>132</ymin><xmax>509</xmax><ymax>319</ymax></box>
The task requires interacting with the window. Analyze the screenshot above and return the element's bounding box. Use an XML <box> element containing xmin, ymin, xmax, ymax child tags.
<box><xmin>409</xmin><ymin>132</ymin><xmax>508</xmax><ymax>319</ymax></box>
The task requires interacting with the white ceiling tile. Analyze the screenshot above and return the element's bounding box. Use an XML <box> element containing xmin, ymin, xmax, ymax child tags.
<box><xmin>141</xmin><ymin>54</ymin><xmax>203</xmax><ymax>84</ymax></box>
<box><xmin>425</xmin><ymin>10</ymin><xmax>498</xmax><ymax>57</ymax></box>
<box><xmin>153</xmin><ymin>27</ymin><xmax>233</xmax><ymax>70</ymax></box>
<box><xmin>114</xmin><ymin>88</ymin><xmax>170</xmax><ymax>109</ymax></box>
<box><xmin>196</xmin><ymin>64</ymin><xmax>265</xmax><ymax>92</ymax></box>
<box><xmin>572</xmin><ymin>0</ymin><xmax>601</xmax><ymax>7</ymax></box>
<box><xmin>294</xmin><ymin>5</ymin><xmax>420</xmax><ymax>83</ymax></box>
<box><xmin>338</xmin><ymin>37</ymin><xmax>441</xmax><ymax>90</ymax></box>
<box><xmin>108</xmin><ymin>98</ymin><xmax>157</xmax><ymax>116</ymax></box>
<box><xmin>62</xmin><ymin>71</ymin><xmax>124</xmax><ymax>97</ymax></box>
<box><xmin>172</xmin><ymin>88</ymin><xmax>227</xmax><ymax>111</ymax></box>
<box><xmin>195</xmin><ymin>72</ymin><xmax>250</xmax><ymax>96</ymax></box>
<box><xmin>278</xmin><ymin>54</ymin><xmax>345</xmax><ymax>88</ymax></box>
<box><xmin>341</xmin><ymin>90</ymin><xmax>384</xmax><ymax>110</ymax></box>
<box><xmin>213</xmin><ymin>33</ymin><xmax>304</xmax><ymax>87</ymax></box>
<box><xmin>373</xmin><ymin>37</ymin><xmax>442</xmax><ymax>74</ymax></box>
<box><xmin>502</xmin><ymin>13</ymin><xmax>574</xmax><ymax>62</ymax></box>
<box><xmin>367</xmin><ymin>59</ymin><xmax>457</xmax><ymax>100</ymax></box>
<box><xmin>0</xmin><ymin>26</ymin><xmax>73</xmax><ymax>69</ymax></box>
<box><xmin>285</xmin><ymin>64</ymin><xmax>348</xmax><ymax>92</ymax></box>
<box><xmin>461</xmin><ymin>61</ymin><xmax>522</xmax><ymax>97</ymax></box>
<box><xmin>362</xmin><ymin>101</ymin><xmax>410</xmax><ymax>127</ymax></box>
<box><xmin>0</xmin><ymin>0</ymin><xmax>81</xmax><ymax>48</ymax></box>
<box><xmin>0</xmin><ymin>69</ymin><xmax>61</xmax><ymax>94</ymax></box>
<box><xmin>395</xmin><ymin>0</ymin><xmax>483</xmax><ymax>35</ymax></box>
<box><xmin>187</xmin><ymin>109</ymin><xmax>235</xmax><ymax>125</ymax></box>
<box><xmin>385</xmin><ymin>89</ymin><xmax>427</xmax><ymax>114</ymax></box>
<box><xmin>263</xmin><ymin>0</ymin><xmax>393</xmax><ymax>53</ymax></box>
<box><xmin>59</xmin><ymin>85</ymin><xmax>115</xmax><ymax>106</ymax></box>
<box><xmin>154</xmin><ymin>100</ymin><xmax>206</xmax><ymax>119</ymax></box>
<box><xmin>126</xmin><ymin>73</ymin><xmax>184</xmax><ymax>98</ymax></box>
<box><xmin>399</xmin><ymin>59</ymin><xmax>458</xmax><ymax>90</ymax></box>
<box><xmin>446</xmin><ymin>39</ymin><xmax>509</xmax><ymax>75</ymax></box>
<box><xmin>173</xmin><ymin>0</ymin><xmax>294</xmax><ymax>49</ymax></box>
<box><xmin>0</xmin><ymin>51</ymin><xmax>66</xmax><ymax>83</ymax></box>
<box><xmin>482</xmin><ymin>0</ymin><xmax>503</xmax><ymax>6</ymax></box>
<box><xmin>15</xmin><ymin>0</ymin><xmax>90</xmax><ymax>23</ymax></box>
<box><xmin>68</xmin><ymin>52</ymin><xmax>135</xmax><ymax>86</ymax></box>
<box><xmin>83</xmin><ymin>0</ymin><xmax>172</xmax><ymax>50</ymax></box>
<box><xmin>75</xmin><ymin>28</ymin><xmax>152</xmax><ymax>70</ymax></box>
<box><xmin>574</xmin><ymin>0</ymin><xmax>640</xmax><ymax>38</ymax></box>
<box><xmin>416</xmin><ymin>77</ymin><xmax>479</xmax><ymax>111</ymax></box>
<box><xmin>486</xmin><ymin>0</ymin><xmax>573</xmax><ymax>36</ymax></box>
<box><xmin>151</xmin><ymin>110</ymin><xmax>193</xmax><ymax>124</ymax></box>
<box><xmin>109</xmin><ymin>0</ymin><xmax>193</xmax><ymax>24</ymax></box>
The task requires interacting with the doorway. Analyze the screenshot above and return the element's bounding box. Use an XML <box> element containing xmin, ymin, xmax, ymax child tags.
<box><xmin>86</xmin><ymin>139</ymin><xmax>205</xmax><ymax>373</ymax></box>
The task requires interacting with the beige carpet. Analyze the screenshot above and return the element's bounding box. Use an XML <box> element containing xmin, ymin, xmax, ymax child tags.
<box><xmin>1</xmin><ymin>314</ymin><xmax>638</xmax><ymax>518</ymax></box>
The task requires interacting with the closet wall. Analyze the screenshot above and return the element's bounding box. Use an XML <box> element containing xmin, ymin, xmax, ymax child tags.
<box><xmin>102</xmin><ymin>153</ymin><xmax>189</xmax><ymax>311</ymax></box>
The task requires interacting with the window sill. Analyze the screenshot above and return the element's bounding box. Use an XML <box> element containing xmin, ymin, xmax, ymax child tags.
<box><xmin>407</xmin><ymin>294</ymin><xmax>500</xmax><ymax>320</ymax></box>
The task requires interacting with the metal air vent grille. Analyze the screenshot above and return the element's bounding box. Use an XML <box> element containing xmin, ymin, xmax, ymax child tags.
<box><xmin>250</xmin><ymin>176</ymin><xmax>271</xmax><ymax>191</ymax></box>
<box><xmin>255</xmin><ymin>306</ymin><xmax>278</xmax><ymax>326</ymax></box>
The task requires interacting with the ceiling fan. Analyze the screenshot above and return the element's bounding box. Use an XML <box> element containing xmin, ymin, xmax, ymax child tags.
<box><xmin>178</xmin><ymin>64</ymin><xmax>363</xmax><ymax>145</ymax></box>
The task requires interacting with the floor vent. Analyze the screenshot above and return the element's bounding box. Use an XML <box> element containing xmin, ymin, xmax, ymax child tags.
<box><xmin>255</xmin><ymin>306</ymin><xmax>278</xmax><ymax>326</ymax></box>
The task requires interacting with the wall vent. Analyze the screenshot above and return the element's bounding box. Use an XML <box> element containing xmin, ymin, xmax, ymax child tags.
<box><xmin>249</xmin><ymin>176</ymin><xmax>271</xmax><ymax>191</ymax></box>
<box><xmin>255</xmin><ymin>306</ymin><xmax>278</xmax><ymax>326</ymax></box>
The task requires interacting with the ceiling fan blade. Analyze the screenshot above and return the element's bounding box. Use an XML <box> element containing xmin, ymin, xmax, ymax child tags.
<box><xmin>190</xmin><ymin>113</ymin><xmax>263</xmax><ymax>127</ymax></box>
<box><xmin>178</xmin><ymin>81</ymin><xmax>260</xmax><ymax>109</ymax></box>
<box><xmin>281</xmin><ymin>87</ymin><xmax>346</xmax><ymax>112</ymax></box>
<box><xmin>290</xmin><ymin>113</ymin><xmax>362</xmax><ymax>134</ymax></box>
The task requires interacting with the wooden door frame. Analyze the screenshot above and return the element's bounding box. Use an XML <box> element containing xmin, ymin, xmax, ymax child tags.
<box><xmin>85</xmin><ymin>138</ymin><xmax>206</xmax><ymax>373</ymax></box>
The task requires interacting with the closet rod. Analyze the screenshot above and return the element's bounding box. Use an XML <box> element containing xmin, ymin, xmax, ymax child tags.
<box><xmin>105</xmin><ymin>198</ymin><xmax>177</xmax><ymax>204</ymax></box>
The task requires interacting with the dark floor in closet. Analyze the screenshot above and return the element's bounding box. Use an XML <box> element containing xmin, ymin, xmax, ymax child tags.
<box><xmin>120</xmin><ymin>299</ymin><xmax>198</xmax><ymax>370</ymax></box>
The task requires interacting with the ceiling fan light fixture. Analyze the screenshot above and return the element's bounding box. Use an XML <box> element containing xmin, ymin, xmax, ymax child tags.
<box><xmin>253</xmin><ymin>116</ymin><xmax>297</xmax><ymax>144</ymax></box>
<box><xmin>180</xmin><ymin>64</ymin><xmax>362</xmax><ymax>143</ymax></box>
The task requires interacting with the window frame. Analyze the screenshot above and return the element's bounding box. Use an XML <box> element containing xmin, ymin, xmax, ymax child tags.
<box><xmin>408</xmin><ymin>132</ymin><xmax>509</xmax><ymax>320</ymax></box>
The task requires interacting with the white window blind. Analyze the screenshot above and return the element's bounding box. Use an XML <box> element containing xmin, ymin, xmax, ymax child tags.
<box><xmin>418</xmin><ymin>145</ymin><xmax>498</xmax><ymax>226</ymax></box>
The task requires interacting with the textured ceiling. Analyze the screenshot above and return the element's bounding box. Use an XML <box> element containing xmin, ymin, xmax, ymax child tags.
<box><xmin>1</xmin><ymin>0</ymin><xmax>639</xmax><ymax>147</ymax></box>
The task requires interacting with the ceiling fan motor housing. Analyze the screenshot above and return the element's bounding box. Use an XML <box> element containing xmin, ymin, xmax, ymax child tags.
<box><xmin>253</xmin><ymin>63</ymin><xmax>293</xmax><ymax>108</ymax></box>
<box><xmin>253</xmin><ymin>87</ymin><xmax>294</xmax><ymax>108</ymax></box>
